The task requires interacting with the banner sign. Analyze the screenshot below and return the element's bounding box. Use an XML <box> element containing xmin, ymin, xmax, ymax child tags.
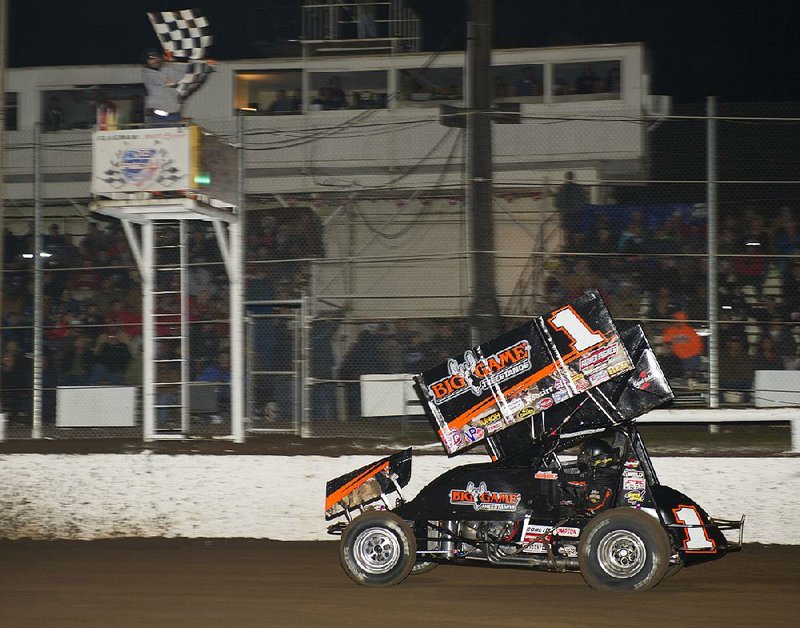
<box><xmin>92</xmin><ymin>126</ymin><xmax>190</xmax><ymax>195</ymax></box>
<box><xmin>414</xmin><ymin>290</ymin><xmax>634</xmax><ymax>455</ymax></box>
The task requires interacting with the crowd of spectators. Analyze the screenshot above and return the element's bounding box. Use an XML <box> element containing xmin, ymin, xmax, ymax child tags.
<box><xmin>5</xmin><ymin>199</ymin><xmax>800</xmax><ymax>424</ymax></box>
<box><xmin>0</xmin><ymin>207</ymin><xmax>326</xmax><ymax>425</ymax></box>
<box><xmin>0</xmin><ymin>220</ymin><xmax>234</xmax><ymax>423</ymax></box>
<box><xmin>312</xmin><ymin>196</ymin><xmax>800</xmax><ymax>419</ymax></box>
<box><xmin>543</xmin><ymin>200</ymin><xmax>800</xmax><ymax>401</ymax></box>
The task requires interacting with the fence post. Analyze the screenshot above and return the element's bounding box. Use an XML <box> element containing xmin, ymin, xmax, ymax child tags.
<box><xmin>32</xmin><ymin>123</ymin><xmax>43</xmax><ymax>439</ymax></box>
<box><xmin>707</xmin><ymin>96</ymin><xmax>720</xmax><ymax>414</ymax></box>
<box><xmin>300</xmin><ymin>294</ymin><xmax>311</xmax><ymax>438</ymax></box>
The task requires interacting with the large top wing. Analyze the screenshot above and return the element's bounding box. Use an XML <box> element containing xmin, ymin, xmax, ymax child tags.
<box><xmin>489</xmin><ymin>323</ymin><xmax>674</xmax><ymax>460</ymax></box>
<box><xmin>414</xmin><ymin>290</ymin><xmax>634</xmax><ymax>455</ymax></box>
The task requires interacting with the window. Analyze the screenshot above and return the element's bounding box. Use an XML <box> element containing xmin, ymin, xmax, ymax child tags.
<box><xmin>42</xmin><ymin>85</ymin><xmax>145</xmax><ymax>131</ymax></box>
<box><xmin>4</xmin><ymin>93</ymin><xmax>17</xmax><ymax>131</ymax></box>
<box><xmin>553</xmin><ymin>61</ymin><xmax>622</xmax><ymax>101</ymax></box>
<box><xmin>494</xmin><ymin>65</ymin><xmax>544</xmax><ymax>102</ymax></box>
<box><xmin>309</xmin><ymin>70</ymin><xmax>387</xmax><ymax>111</ymax></box>
<box><xmin>398</xmin><ymin>67</ymin><xmax>463</xmax><ymax>106</ymax></box>
<box><xmin>234</xmin><ymin>70</ymin><xmax>302</xmax><ymax>114</ymax></box>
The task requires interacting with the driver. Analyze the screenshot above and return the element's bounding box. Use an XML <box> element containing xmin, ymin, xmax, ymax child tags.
<box><xmin>564</xmin><ymin>437</ymin><xmax>620</xmax><ymax>514</ymax></box>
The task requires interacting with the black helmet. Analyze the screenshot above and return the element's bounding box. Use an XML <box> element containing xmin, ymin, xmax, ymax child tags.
<box><xmin>578</xmin><ymin>438</ymin><xmax>615</xmax><ymax>470</ymax></box>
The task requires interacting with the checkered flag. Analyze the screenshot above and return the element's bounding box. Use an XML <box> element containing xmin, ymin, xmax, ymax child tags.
<box><xmin>148</xmin><ymin>8</ymin><xmax>213</xmax><ymax>60</ymax></box>
<box><xmin>176</xmin><ymin>60</ymin><xmax>215</xmax><ymax>102</ymax></box>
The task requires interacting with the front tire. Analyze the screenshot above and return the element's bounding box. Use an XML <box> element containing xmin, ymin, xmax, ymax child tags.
<box><xmin>579</xmin><ymin>509</ymin><xmax>671</xmax><ymax>592</ymax></box>
<box><xmin>339</xmin><ymin>511</ymin><xmax>416</xmax><ymax>587</ymax></box>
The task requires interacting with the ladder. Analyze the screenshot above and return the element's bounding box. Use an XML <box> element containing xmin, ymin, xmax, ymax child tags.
<box><xmin>149</xmin><ymin>220</ymin><xmax>190</xmax><ymax>436</ymax></box>
<box><xmin>99</xmin><ymin>198</ymin><xmax>244</xmax><ymax>443</ymax></box>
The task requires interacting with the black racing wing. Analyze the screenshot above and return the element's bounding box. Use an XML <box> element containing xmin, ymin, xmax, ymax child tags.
<box><xmin>490</xmin><ymin>323</ymin><xmax>674</xmax><ymax>459</ymax></box>
<box><xmin>414</xmin><ymin>290</ymin><xmax>669</xmax><ymax>455</ymax></box>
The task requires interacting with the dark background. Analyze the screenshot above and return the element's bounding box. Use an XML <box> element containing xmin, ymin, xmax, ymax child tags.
<box><xmin>7</xmin><ymin>0</ymin><xmax>800</xmax><ymax>103</ymax></box>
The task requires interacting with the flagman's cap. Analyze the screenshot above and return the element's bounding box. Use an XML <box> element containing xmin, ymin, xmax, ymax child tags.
<box><xmin>143</xmin><ymin>48</ymin><xmax>162</xmax><ymax>62</ymax></box>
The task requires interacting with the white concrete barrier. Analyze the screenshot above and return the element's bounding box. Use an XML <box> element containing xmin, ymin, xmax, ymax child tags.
<box><xmin>0</xmin><ymin>454</ymin><xmax>797</xmax><ymax>543</ymax></box>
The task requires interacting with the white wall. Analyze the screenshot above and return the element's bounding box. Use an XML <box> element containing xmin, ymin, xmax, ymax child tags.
<box><xmin>0</xmin><ymin>454</ymin><xmax>796</xmax><ymax>543</ymax></box>
<box><xmin>3</xmin><ymin>43</ymin><xmax>650</xmax><ymax>201</ymax></box>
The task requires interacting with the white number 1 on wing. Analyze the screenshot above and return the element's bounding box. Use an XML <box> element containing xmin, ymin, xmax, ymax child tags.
<box><xmin>549</xmin><ymin>307</ymin><xmax>605</xmax><ymax>352</ymax></box>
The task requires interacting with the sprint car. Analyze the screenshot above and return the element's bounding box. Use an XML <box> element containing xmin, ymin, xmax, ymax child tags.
<box><xmin>325</xmin><ymin>290</ymin><xmax>744</xmax><ymax>591</ymax></box>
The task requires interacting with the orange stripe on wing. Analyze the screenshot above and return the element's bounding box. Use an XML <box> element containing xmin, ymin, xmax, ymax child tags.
<box><xmin>444</xmin><ymin>347</ymin><xmax>584</xmax><ymax>432</ymax></box>
<box><xmin>325</xmin><ymin>460</ymin><xmax>390</xmax><ymax>512</ymax></box>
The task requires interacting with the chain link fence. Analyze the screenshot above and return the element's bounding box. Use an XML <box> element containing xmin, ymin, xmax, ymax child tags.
<box><xmin>3</xmin><ymin>104</ymin><xmax>800</xmax><ymax>440</ymax></box>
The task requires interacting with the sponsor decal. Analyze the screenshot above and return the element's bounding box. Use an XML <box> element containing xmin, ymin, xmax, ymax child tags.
<box><xmin>623</xmin><ymin>477</ymin><xmax>647</xmax><ymax>491</ymax></box>
<box><xmin>478</xmin><ymin>411</ymin><xmax>503</xmax><ymax>427</ymax></box>
<box><xmin>553</xmin><ymin>390</ymin><xmax>569</xmax><ymax>404</ymax></box>
<box><xmin>427</xmin><ymin>341</ymin><xmax>532</xmax><ymax>405</ymax></box>
<box><xmin>622</xmin><ymin>469</ymin><xmax>645</xmax><ymax>480</ymax></box>
<box><xmin>589</xmin><ymin>370</ymin><xmax>611</xmax><ymax>385</ymax></box>
<box><xmin>522</xmin><ymin>540</ymin><xmax>548</xmax><ymax>553</ymax></box>
<box><xmin>624</xmin><ymin>490</ymin><xmax>645</xmax><ymax>504</ymax></box>
<box><xmin>607</xmin><ymin>361</ymin><xmax>631</xmax><ymax>377</ymax></box>
<box><xmin>449</xmin><ymin>482</ymin><xmax>521</xmax><ymax>512</ymax></box>
<box><xmin>575</xmin><ymin>378</ymin><xmax>589</xmax><ymax>392</ymax></box>
<box><xmin>624</xmin><ymin>458</ymin><xmax>640</xmax><ymax>469</ymax></box>
<box><xmin>522</xmin><ymin>525</ymin><xmax>580</xmax><ymax>552</ymax></box>
<box><xmin>632</xmin><ymin>370</ymin><xmax>656</xmax><ymax>390</ymax></box>
<box><xmin>536</xmin><ymin>397</ymin><xmax>554</xmax><ymax>411</ymax></box>
<box><xmin>558</xmin><ymin>544</ymin><xmax>578</xmax><ymax>557</ymax></box>
<box><xmin>462</xmin><ymin>425</ymin><xmax>485</xmax><ymax>443</ymax></box>
<box><xmin>526</xmin><ymin>524</ymin><xmax>580</xmax><ymax>538</ymax></box>
<box><xmin>516</xmin><ymin>406</ymin><xmax>538</xmax><ymax>420</ymax></box>
<box><xmin>486</xmin><ymin>419</ymin><xmax>505</xmax><ymax>434</ymax></box>
<box><xmin>443</xmin><ymin>429</ymin><xmax>463</xmax><ymax>449</ymax></box>
<box><xmin>579</xmin><ymin>342</ymin><xmax>620</xmax><ymax>373</ymax></box>
<box><xmin>534</xmin><ymin>470</ymin><xmax>559</xmax><ymax>480</ymax></box>
<box><xmin>504</xmin><ymin>397</ymin><xmax>525</xmax><ymax>415</ymax></box>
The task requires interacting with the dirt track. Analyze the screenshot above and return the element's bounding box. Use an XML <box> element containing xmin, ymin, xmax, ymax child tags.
<box><xmin>0</xmin><ymin>540</ymin><xmax>797</xmax><ymax>627</ymax></box>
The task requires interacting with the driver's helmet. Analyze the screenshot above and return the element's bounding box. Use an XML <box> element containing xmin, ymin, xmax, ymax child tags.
<box><xmin>578</xmin><ymin>438</ymin><xmax>615</xmax><ymax>470</ymax></box>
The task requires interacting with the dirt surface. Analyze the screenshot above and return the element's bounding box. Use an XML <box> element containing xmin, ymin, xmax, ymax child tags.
<box><xmin>0</xmin><ymin>540</ymin><xmax>796</xmax><ymax>627</ymax></box>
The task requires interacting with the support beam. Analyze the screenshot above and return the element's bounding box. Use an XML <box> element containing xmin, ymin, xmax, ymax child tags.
<box><xmin>466</xmin><ymin>0</ymin><xmax>500</xmax><ymax>345</ymax></box>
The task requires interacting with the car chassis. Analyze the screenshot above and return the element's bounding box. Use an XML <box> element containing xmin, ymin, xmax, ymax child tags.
<box><xmin>324</xmin><ymin>291</ymin><xmax>744</xmax><ymax>591</ymax></box>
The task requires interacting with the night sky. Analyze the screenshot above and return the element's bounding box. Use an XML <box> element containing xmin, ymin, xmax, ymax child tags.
<box><xmin>7</xmin><ymin>0</ymin><xmax>800</xmax><ymax>103</ymax></box>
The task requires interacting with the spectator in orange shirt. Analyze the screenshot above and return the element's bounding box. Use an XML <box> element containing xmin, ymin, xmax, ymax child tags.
<box><xmin>662</xmin><ymin>311</ymin><xmax>704</xmax><ymax>379</ymax></box>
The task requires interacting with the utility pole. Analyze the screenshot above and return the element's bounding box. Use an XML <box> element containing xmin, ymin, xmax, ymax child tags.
<box><xmin>0</xmin><ymin>0</ymin><xmax>8</xmax><ymax>432</ymax></box>
<box><xmin>465</xmin><ymin>0</ymin><xmax>499</xmax><ymax>345</ymax></box>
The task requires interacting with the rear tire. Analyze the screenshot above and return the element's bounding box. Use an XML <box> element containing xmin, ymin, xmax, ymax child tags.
<box><xmin>339</xmin><ymin>511</ymin><xmax>416</xmax><ymax>587</ymax></box>
<box><xmin>579</xmin><ymin>509</ymin><xmax>671</xmax><ymax>592</ymax></box>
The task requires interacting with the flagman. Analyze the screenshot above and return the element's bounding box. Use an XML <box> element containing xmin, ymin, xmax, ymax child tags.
<box><xmin>142</xmin><ymin>49</ymin><xmax>187</xmax><ymax>124</ymax></box>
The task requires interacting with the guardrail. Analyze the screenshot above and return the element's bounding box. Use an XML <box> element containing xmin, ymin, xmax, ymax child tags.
<box><xmin>640</xmin><ymin>408</ymin><xmax>800</xmax><ymax>453</ymax></box>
